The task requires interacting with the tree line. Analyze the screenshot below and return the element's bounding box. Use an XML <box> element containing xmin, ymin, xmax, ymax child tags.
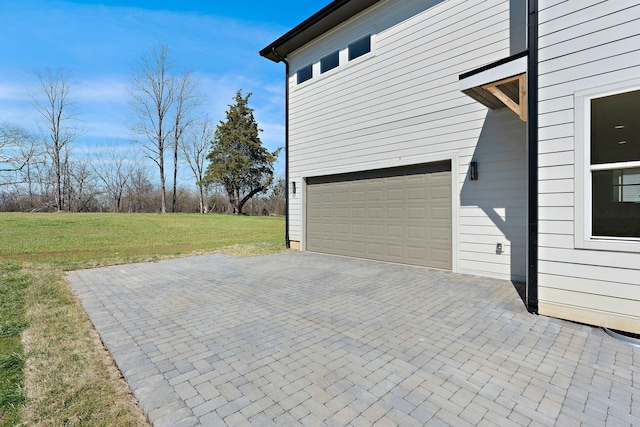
<box><xmin>0</xmin><ymin>44</ymin><xmax>283</xmax><ymax>215</ymax></box>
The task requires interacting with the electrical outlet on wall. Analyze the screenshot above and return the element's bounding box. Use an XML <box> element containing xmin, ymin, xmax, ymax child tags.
<box><xmin>496</xmin><ymin>243</ymin><xmax>503</xmax><ymax>254</ymax></box>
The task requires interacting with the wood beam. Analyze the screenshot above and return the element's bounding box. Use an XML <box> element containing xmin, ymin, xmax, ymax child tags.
<box><xmin>482</xmin><ymin>73</ymin><xmax>527</xmax><ymax>121</ymax></box>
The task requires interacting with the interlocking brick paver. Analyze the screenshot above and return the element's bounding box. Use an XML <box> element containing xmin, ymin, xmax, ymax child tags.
<box><xmin>174</xmin><ymin>381</ymin><xmax>198</xmax><ymax>401</ymax></box>
<box><xmin>69</xmin><ymin>252</ymin><xmax>640</xmax><ymax>426</ymax></box>
<box><xmin>326</xmin><ymin>405</ymin><xmax>358</xmax><ymax>426</ymax></box>
<box><xmin>273</xmin><ymin>412</ymin><xmax>303</xmax><ymax>426</ymax></box>
<box><xmin>198</xmin><ymin>411</ymin><xmax>225</xmax><ymax>427</ymax></box>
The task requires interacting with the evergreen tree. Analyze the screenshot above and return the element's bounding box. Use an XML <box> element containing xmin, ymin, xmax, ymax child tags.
<box><xmin>204</xmin><ymin>90</ymin><xmax>280</xmax><ymax>214</ymax></box>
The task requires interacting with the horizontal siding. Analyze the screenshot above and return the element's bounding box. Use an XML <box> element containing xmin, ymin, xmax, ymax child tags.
<box><xmin>539</xmin><ymin>273</ymin><xmax>640</xmax><ymax>301</ymax></box>
<box><xmin>538</xmin><ymin>220</ymin><xmax>573</xmax><ymax>235</ymax></box>
<box><xmin>539</xmin><ymin>192</ymin><xmax>573</xmax><ymax>207</ymax></box>
<box><xmin>460</xmin><ymin>260</ymin><xmax>524</xmax><ymax>282</ymax></box>
<box><xmin>539</xmin><ymin>287</ymin><xmax>640</xmax><ymax>319</ymax></box>
<box><xmin>287</xmin><ymin>0</ymin><xmax>527</xmax><ymax>281</ymax></box>
<box><xmin>538</xmin><ymin>178</ymin><xmax>573</xmax><ymax>194</ymax></box>
<box><xmin>288</xmin><ymin>2</ymin><xmax>511</xmax><ymax>162</ymax></box>
<box><xmin>538</xmin><ymin>0</ymin><xmax>640</xmax><ymax>332</ymax></box>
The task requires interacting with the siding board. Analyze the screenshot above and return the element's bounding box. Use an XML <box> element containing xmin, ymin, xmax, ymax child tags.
<box><xmin>538</xmin><ymin>0</ymin><xmax>640</xmax><ymax>332</ymax></box>
<box><xmin>288</xmin><ymin>0</ymin><xmax>526</xmax><ymax>281</ymax></box>
<box><xmin>539</xmin><ymin>287</ymin><xmax>640</xmax><ymax>318</ymax></box>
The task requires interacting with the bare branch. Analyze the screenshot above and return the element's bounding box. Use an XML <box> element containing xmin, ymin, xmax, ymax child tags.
<box><xmin>32</xmin><ymin>68</ymin><xmax>80</xmax><ymax>210</ymax></box>
<box><xmin>128</xmin><ymin>44</ymin><xmax>176</xmax><ymax>213</ymax></box>
<box><xmin>181</xmin><ymin>118</ymin><xmax>212</xmax><ymax>213</ymax></box>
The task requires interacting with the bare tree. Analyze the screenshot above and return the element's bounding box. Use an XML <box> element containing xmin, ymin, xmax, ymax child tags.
<box><xmin>67</xmin><ymin>160</ymin><xmax>99</xmax><ymax>212</ymax></box>
<box><xmin>264</xmin><ymin>176</ymin><xmax>286</xmax><ymax>216</ymax></box>
<box><xmin>0</xmin><ymin>122</ymin><xmax>35</xmax><ymax>185</ymax></box>
<box><xmin>33</xmin><ymin>68</ymin><xmax>79</xmax><ymax>211</ymax></box>
<box><xmin>170</xmin><ymin>71</ymin><xmax>201</xmax><ymax>212</ymax></box>
<box><xmin>124</xmin><ymin>163</ymin><xmax>155</xmax><ymax>213</ymax></box>
<box><xmin>24</xmin><ymin>152</ymin><xmax>51</xmax><ymax>210</ymax></box>
<box><xmin>129</xmin><ymin>44</ymin><xmax>174</xmax><ymax>213</ymax></box>
<box><xmin>91</xmin><ymin>147</ymin><xmax>136</xmax><ymax>212</ymax></box>
<box><xmin>181</xmin><ymin>118</ymin><xmax>212</xmax><ymax>213</ymax></box>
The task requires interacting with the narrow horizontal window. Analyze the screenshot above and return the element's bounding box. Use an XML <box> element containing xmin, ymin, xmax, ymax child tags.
<box><xmin>348</xmin><ymin>35</ymin><xmax>371</xmax><ymax>61</ymax></box>
<box><xmin>297</xmin><ymin>64</ymin><xmax>313</xmax><ymax>84</ymax></box>
<box><xmin>320</xmin><ymin>51</ymin><xmax>339</xmax><ymax>74</ymax></box>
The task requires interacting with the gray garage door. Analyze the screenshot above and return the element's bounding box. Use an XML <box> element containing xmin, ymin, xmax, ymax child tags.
<box><xmin>306</xmin><ymin>161</ymin><xmax>452</xmax><ymax>270</ymax></box>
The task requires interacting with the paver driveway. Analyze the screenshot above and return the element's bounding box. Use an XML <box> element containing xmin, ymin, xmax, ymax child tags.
<box><xmin>68</xmin><ymin>252</ymin><xmax>640</xmax><ymax>426</ymax></box>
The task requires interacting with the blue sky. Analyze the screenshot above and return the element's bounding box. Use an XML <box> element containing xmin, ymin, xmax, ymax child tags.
<box><xmin>0</xmin><ymin>0</ymin><xmax>331</xmax><ymax>180</ymax></box>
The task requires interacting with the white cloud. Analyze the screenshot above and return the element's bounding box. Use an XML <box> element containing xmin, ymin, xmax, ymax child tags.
<box><xmin>74</xmin><ymin>78</ymin><xmax>129</xmax><ymax>104</ymax></box>
<box><xmin>0</xmin><ymin>83</ymin><xmax>30</xmax><ymax>102</ymax></box>
<box><xmin>0</xmin><ymin>0</ymin><xmax>291</xmax><ymax>178</ymax></box>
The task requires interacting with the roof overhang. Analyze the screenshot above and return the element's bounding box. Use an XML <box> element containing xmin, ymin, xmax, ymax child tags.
<box><xmin>260</xmin><ymin>0</ymin><xmax>382</xmax><ymax>63</ymax></box>
<box><xmin>459</xmin><ymin>51</ymin><xmax>528</xmax><ymax>121</ymax></box>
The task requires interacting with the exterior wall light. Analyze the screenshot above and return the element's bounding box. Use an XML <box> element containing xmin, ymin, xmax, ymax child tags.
<box><xmin>470</xmin><ymin>161</ymin><xmax>478</xmax><ymax>181</ymax></box>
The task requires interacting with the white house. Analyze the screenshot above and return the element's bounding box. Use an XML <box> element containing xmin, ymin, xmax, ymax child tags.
<box><xmin>260</xmin><ymin>0</ymin><xmax>640</xmax><ymax>335</ymax></box>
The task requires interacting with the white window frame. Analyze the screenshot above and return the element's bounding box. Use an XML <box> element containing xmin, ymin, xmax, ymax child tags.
<box><xmin>296</xmin><ymin>64</ymin><xmax>313</xmax><ymax>85</ymax></box>
<box><xmin>347</xmin><ymin>33</ymin><xmax>372</xmax><ymax>62</ymax></box>
<box><xmin>575</xmin><ymin>79</ymin><xmax>640</xmax><ymax>252</ymax></box>
<box><xmin>289</xmin><ymin>30</ymin><xmax>377</xmax><ymax>91</ymax></box>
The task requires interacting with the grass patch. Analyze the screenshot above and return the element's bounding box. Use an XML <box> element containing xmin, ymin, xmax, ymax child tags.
<box><xmin>21</xmin><ymin>264</ymin><xmax>149</xmax><ymax>426</ymax></box>
<box><xmin>0</xmin><ymin>212</ymin><xmax>286</xmax><ymax>426</ymax></box>
<box><xmin>1</xmin><ymin>212</ymin><xmax>285</xmax><ymax>269</ymax></box>
<box><xmin>0</xmin><ymin>264</ymin><xmax>28</xmax><ymax>426</ymax></box>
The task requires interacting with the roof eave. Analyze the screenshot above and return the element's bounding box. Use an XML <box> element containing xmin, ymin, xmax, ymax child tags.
<box><xmin>260</xmin><ymin>0</ymin><xmax>381</xmax><ymax>63</ymax></box>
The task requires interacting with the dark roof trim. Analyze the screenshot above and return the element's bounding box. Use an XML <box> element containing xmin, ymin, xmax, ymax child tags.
<box><xmin>260</xmin><ymin>0</ymin><xmax>382</xmax><ymax>63</ymax></box>
<box><xmin>459</xmin><ymin>50</ymin><xmax>528</xmax><ymax>80</ymax></box>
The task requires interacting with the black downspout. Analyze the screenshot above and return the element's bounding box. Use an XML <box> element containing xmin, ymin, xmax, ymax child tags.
<box><xmin>272</xmin><ymin>48</ymin><xmax>291</xmax><ymax>249</ymax></box>
<box><xmin>526</xmin><ymin>0</ymin><xmax>539</xmax><ymax>314</ymax></box>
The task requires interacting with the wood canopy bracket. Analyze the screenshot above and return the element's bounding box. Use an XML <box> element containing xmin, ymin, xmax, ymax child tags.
<box><xmin>482</xmin><ymin>73</ymin><xmax>527</xmax><ymax>121</ymax></box>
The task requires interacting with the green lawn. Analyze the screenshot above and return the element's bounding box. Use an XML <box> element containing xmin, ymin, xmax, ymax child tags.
<box><xmin>0</xmin><ymin>212</ymin><xmax>286</xmax><ymax>426</ymax></box>
<box><xmin>0</xmin><ymin>265</ymin><xmax>28</xmax><ymax>426</ymax></box>
<box><xmin>1</xmin><ymin>212</ymin><xmax>286</xmax><ymax>268</ymax></box>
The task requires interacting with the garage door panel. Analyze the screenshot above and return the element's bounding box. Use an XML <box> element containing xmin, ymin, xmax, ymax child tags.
<box><xmin>387</xmin><ymin>207</ymin><xmax>404</xmax><ymax>220</ymax></box>
<box><xmin>408</xmin><ymin>188</ymin><xmax>426</xmax><ymax>200</ymax></box>
<box><xmin>432</xmin><ymin>246</ymin><xmax>450</xmax><ymax>259</ymax></box>
<box><xmin>368</xmin><ymin>243</ymin><xmax>384</xmax><ymax>256</ymax></box>
<box><xmin>307</xmin><ymin>161</ymin><xmax>452</xmax><ymax>270</ymax></box>
<box><xmin>336</xmin><ymin>208</ymin><xmax>349</xmax><ymax>218</ymax></box>
<box><xmin>351</xmin><ymin>224</ymin><xmax>365</xmax><ymax>235</ymax></box>
<box><xmin>351</xmin><ymin>191</ymin><xmax>365</xmax><ymax>202</ymax></box>
<box><xmin>369</xmin><ymin>208</ymin><xmax>383</xmax><ymax>219</ymax></box>
<box><xmin>336</xmin><ymin>223</ymin><xmax>349</xmax><ymax>234</ymax></box>
<box><xmin>368</xmin><ymin>189</ymin><xmax>383</xmax><ymax>201</ymax></box>
<box><xmin>408</xmin><ymin>207</ymin><xmax>426</xmax><ymax>219</ymax></box>
<box><xmin>368</xmin><ymin>224</ymin><xmax>384</xmax><ymax>237</ymax></box>
<box><xmin>335</xmin><ymin>192</ymin><xmax>349</xmax><ymax>203</ymax></box>
<box><xmin>388</xmin><ymin>225</ymin><xmax>404</xmax><ymax>238</ymax></box>
<box><xmin>352</xmin><ymin>208</ymin><xmax>365</xmax><ymax>219</ymax></box>
<box><xmin>432</xmin><ymin>207</ymin><xmax>451</xmax><ymax>219</ymax></box>
<box><xmin>431</xmin><ymin>183</ymin><xmax>450</xmax><ymax>197</ymax></box>
<box><xmin>351</xmin><ymin>242</ymin><xmax>366</xmax><ymax>256</ymax></box>
<box><xmin>407</xmin><ymin>226</ymin><xmax>426</xmax><ymax>239</ymax></box>
<box><xmin>430</xmin><ymin>227</ymin><xmax>451</xmax><ymax>244</ymax></box>
<box><xmin>387</xmin><ymin>189</ymin><xmax>403</xmax><ymax>201</ymax></box>
<box><xmin>321</xmin><ymin>223</ymin><xmax>335</xmax><ymax>234</ymax></box>
<box><xmin>387</xmin><ymin>244</ymin><xmax>403</xmax><ymax>256</ymax></box>
<box><xmin>336</xmin><ymin>240</ymin><xmax>349</xmax><ymax>252</ymax></box>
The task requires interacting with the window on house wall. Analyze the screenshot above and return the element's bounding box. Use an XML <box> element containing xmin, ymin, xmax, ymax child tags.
<box><xmin>297</xmin><ymin>64</ymin><xmax>313</xmax><ymax>84</ymax></box>
<box><xmin>348</xmin><ymin>35</ymin><xmax>371</xmax><ymax>61</ymax></box>
<box><xmin>321</xmin><ymin>51</ymin><xmax>339</xmax><ymax>74</ymax></box>
<box><xmin>590</xmin><ymin>90</ymin><xmax>640</xmax><ymax>238</ymax></box>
